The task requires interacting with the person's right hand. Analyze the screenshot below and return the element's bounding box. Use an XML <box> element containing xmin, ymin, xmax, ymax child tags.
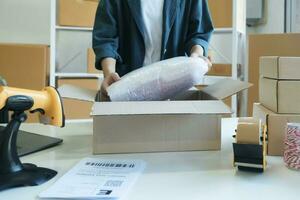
<box><xmin>101</xmin><ymin>72</ymin><xmax>121</xmax><ymax>98</ymax></box>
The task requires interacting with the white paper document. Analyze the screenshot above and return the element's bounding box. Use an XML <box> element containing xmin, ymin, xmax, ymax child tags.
<box><xmin>39</xmin><ymin>158</ymin><xmax>146</xmax><ymax>199</ymax></box>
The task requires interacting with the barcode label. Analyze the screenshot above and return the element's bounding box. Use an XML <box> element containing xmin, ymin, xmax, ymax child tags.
<box><xmin>104</xmin><ymin>180</ymin><xmax>123</xmax><ymax>187</ymax></box>
<box><xmin>85</xmin><ymin>162</ymin><xmax>135</xmax><ymax>168</ymax></box>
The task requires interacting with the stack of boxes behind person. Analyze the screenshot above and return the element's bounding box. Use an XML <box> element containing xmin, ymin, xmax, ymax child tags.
<box><xmin>253</xmin><ymin>56</ymin><xmax>300</xmax><ymax>156</ymax></box>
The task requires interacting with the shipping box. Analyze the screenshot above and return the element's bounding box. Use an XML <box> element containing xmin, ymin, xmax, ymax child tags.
<box><xmin>0</xmin><ymin>43</ymin><xmax>49</xmax><ymax>90</ymax></box>
<box><xmin>259</xmin><ymin>56</ymin><xmax>300</xmax><ymax>114</ymax></box>
<box><xmin>253</xmin><ymin>103</ymin><xmax>300</xmax><ymax>156</ymax></box>
<box><xmin>207</xmin><ymin>0</ymin><xmax>232</xmax><ymax>28</ymax></box>
<box><xmin>57</xmin><ymin>78</ymin><xmax>100</xmax><ymax>119</ymax></box>
<box><xmin>58</xmin><ymin>79</ymin><xmax>251</xmax><ymax>154</ymax></box>
<box><xmin>58</xmin><ymin>0</ymin><xmax>99</xmax><ymax>27</ymax></box>
<box><xmin>248</xmin><ymin>34</ymin><xmax>300</xmax><ymax>116</ymax></box>
<box><xmin>0</xmin><ymin>43</ymin><xmax>50</xmax><ymax>123</ymax></box>
<box><xmin>206</xmin><ymin>64</ymin><xmax>232</xmax><ymax>76</ymax></box>
<box><xmin>259</xmin><ymin>78</ymin><xmax>300</xmax><ymax>114</ymax></box>
<box><xmin>260</xmin><ymin>56</ymin><xmax>300</xmax><ymax>80</ymax></box>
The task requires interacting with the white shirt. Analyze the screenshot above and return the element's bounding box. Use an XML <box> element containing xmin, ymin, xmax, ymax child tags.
<box><xmin>141</xmin><ymin>0</ymin><xmax>164</xmax><ymax>66</ymax></box>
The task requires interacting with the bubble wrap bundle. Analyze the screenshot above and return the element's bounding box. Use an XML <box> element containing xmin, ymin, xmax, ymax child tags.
<box><xmin>284</xmin><ymin>123</ymin><xmax>300</xmax><ymax>170</ymax></box>
<box><xmin>107</xmin><ymin>57</ymin><xmax>208</xmax><ymax>101</ymax></box>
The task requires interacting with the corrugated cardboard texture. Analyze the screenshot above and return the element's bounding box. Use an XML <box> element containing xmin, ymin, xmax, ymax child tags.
<box><xmin>259</xmin><ymin>56</ymin><xmax>279</xmax><ymax>79</ymax></box>
<box><xmin>0</xmin><ymin>43</ymin><xmax>49</xmax><ymax>123</ymax></box>
<box><xmin>248</xmin><ymin>34</ymin><xmax>300</xmax><ymax>115</ymax></box>
<box><xmin>0</xmin><ymin>43</ymin><xmax>49</xmax><ymax>90</ymax></box>
<box><xmin>207</xmin><ymin>0</ymin><xmax>232</xmax><ymax>28</ymax></box>
<box><xmin>260</xmin><ymin>78</ymin><xmax>300</xmax><ymax>114</ymax></box>
<box><xmin>87</xmin><ymin>48</ymin><xmax>99</xmax><ymax>73</ymax></box>
<box><xmin>253</xmin><ymin>103</ymin><xmax>300</xmax><ymax>156</ymax></box>
<box><xmin>259</xmin><ymin>78</ymin><xmax>278</xmax><ymax>112</ymax></box>
<box><xmin>278</xmin><ymin>57</ymin><xmax>300</xmax><ymax>79</ymax></box>
<box><xmin>58</xmin><ymin>0</ymin><xmax>98</xmax><ymax>27</ymax></box>
<box><xmin>260</xmin><ymin>56</ymin><xmax>300</xmax><ymax>79</ymax></box>
<box><xmin>90</xmin><ymin>80</ymin><xmax>252</xmax><ymax>153</ymax></box>
<box><xmin>93</xmin><ymin>114</ymin><xmax>221</xmax><ymax>154</ymax></box>
<box><xmin>278</xmin><ymin>81</ymin><xmax>300</xmax><ymax>113</ymax></box>
<box><xmin>57</xmin><ymin>78</ymin><xmax>100</xmax><ymax>119</ymax></box>
<box><xmin>206</xmin><ymin>64</ymin><xmax>232</xmax><ymax>76</ymax></box>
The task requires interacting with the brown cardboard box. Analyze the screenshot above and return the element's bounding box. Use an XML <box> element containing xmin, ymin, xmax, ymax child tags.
<box><xmin>207</xmin><ymin>64</ymin><xmax>232</xmax><ymax>76</ymax></box>
<box><xmin>58</xmin><ymin>0</ymin><xmax>99</xmax><ymax>27</ymax></box>
<box><xmin>207</xmin><ymin>0</ymin><xmax>232</xmax><ymax>28</ymax></box>
<box><xmin>259</xmin><ymin>78</ymin><xmax>300</xmax><ymax>114</ymax></box>
<box><xmin>248</xmin><ymin>34</ymin><xmax>300</xmax><ymax>116</ymax></box>
<box><xmin>57</xmin><ymin>78</ymin><xmax>100</xmax><ymax>119</ymax></box>
<box><xmin>260</xmin><ymin>56</ymin><xmax>300</xmax><ymax>79</ymax></box>
<box><xmin>253</xmin><ymin>103</ymin><xmax>300</xmax><ymax>156</ymax></box>
<box><xmin>0</xmin><ymin>43</ymin><xmax>49</xmax><ymax>90</ymax></box>
<box><xmin>58</xmin><ymin>79</ymin><xmax>251</xmax><ymax>154</ymax></box>
<box><xmin>87</xmin><ymin>48</ymin><xmax>99</xmax><ymax>73</ymax></box>
<box><xmin>0</xmin><ymin>43</ymin><xmax>50</xmax><ymax>123</ymax></box>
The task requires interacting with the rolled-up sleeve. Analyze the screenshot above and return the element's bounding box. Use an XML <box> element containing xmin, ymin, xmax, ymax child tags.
<box><xmin>185</xmin><ymin>0</ymin><xmax>214</xmax><ymax>56</ymax></box>
<box><xmin>93</xmin><ymin>0</ymin><xmax>122</xmax><ymax>70</ymax></box>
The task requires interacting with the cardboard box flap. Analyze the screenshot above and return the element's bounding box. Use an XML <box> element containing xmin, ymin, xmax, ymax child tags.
<box><xmin>201</xmin><ymin>78</ymin><xmax>253</xmax><ymax>100</ymax></box>
<box><xmin>91</xmin><ymin>100</ymin><xmax>231</xmax><ymax>116</ymax></box>
<box><xmin>58</xmin><ymin>84</ymin><xmax>97</xmax><ymax>102</ymax></box>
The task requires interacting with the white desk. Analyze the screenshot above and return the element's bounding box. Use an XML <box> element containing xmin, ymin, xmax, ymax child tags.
<box><xmin>0</xmin><ymin>118</ymin><xmax>299</xmax><ymax>200</ymax></box>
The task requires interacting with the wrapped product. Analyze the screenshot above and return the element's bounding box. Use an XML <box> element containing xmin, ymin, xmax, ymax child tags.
<box><xmin>107</xmin><ymin>56</ymin><xmax>208</xmax><ymax>101</ymax></box>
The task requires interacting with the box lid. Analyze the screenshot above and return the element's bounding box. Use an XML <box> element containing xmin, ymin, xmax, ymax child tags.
<box><xmin>91</xmin><ymin>100</ymin><xmax>231</xmax><ymax>116</ymax></box>
<box><xmin>58</xmin><ymin>84</ymin><xmax>97</xmax><ymax>102</ymax></box>
<box><xmin>201</xmin><ymin>78</ymin><xmax>252</xmax><ymax>100</ymax></box>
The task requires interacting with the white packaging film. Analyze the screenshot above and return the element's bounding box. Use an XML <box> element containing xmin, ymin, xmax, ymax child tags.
<box><xmin>107</xmin><ymin>57</ymin><xmax>208</xmax><ymax>101</ymax></box>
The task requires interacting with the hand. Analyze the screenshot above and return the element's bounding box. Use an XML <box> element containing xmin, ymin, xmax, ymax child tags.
<box><xmin>101</xmin><ymin>72</ymin><xmax>121</xmax><ymax>98</ymax></box>
<box><xmin>190</xmin><ymin>53</ymin><xmax>213</xmax><ymax>69</ymax></box>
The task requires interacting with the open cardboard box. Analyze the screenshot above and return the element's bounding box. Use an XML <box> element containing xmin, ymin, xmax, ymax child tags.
<box><xmin>58</xmin><ymin>79</ymin><xmax>251</xmax><ymax>154</ymax></box>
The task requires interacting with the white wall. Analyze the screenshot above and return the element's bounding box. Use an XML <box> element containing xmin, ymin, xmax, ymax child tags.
<box><xmin>0</xmin><ymin>0</ymin><xmax>51</xmax><ymax>44</ymax></box>
<box><xmin>247</xmin><ymin>0</ymin><xmax>285</xmax><ymax>34</ymax></box>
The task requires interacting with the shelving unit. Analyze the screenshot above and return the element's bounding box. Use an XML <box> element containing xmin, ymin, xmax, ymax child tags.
<box><xmin>55</xmin><ymin>26</ymin><xmax>93</xmax><ymax>31</ymax></box>
<box><xmin>50</xmin><ymin>0</ymin><xmax>246</xmax><ymax>118</ymax></box>
<box><xmin>55</xmin><ymin>72</ymin><xmax>102</xmax><ymax>79</ymax></box>
<box><xmin>50</xmin><ymin>0</ymin><xmax>102</xmax><ymax>88</ymax></box>
<box><xmin>205</xmin><ymin>0</ymin><xmax>247</xmax><ymax>116</ymax></box>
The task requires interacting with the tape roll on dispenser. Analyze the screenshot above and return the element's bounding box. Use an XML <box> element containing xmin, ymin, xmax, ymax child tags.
<box><xmin>233</xmin><ymin>117</ymin><xmax>267</xmax><ymax>172</ymax></box>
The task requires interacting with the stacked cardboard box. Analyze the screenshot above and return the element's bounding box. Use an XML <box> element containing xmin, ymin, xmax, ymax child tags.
<box><xmin>247</xmin><ymin>33</ymin><xmax>300</xmax><ymax>116</ymax></box>
<box><xmin>253</xmin><ymin>57</ymin><xmax>300</xmax><ymax>156</ymax></box>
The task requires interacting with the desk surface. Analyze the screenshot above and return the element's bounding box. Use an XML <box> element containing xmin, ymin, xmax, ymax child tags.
<box><xmin>0</xmin><ymin>118</ymin><xmax>299</xmax><ymax>200</ymax></box>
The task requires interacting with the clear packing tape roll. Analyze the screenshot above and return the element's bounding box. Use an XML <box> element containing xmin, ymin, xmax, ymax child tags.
<box><xmin>107</xmin><ymin>57</ymin><xmax>208</xmax><ymax>101</ymax></box>
<box><xmin>284</xmin><ymin>123</ymin><xmax>300</xmax><ymax>170</ymax></box>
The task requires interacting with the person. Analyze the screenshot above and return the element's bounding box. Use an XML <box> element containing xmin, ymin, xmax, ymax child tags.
<box><xmin>93</xmin><ymin>0</ymin><xmax>214</xmax><ymax>98</ymax></box>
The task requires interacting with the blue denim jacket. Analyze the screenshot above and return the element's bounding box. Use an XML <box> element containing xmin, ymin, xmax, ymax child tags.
<box><xmin>93</xmin><ymin>0</ymin><xmax>214</xmax><ymax>76</ymax></box>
